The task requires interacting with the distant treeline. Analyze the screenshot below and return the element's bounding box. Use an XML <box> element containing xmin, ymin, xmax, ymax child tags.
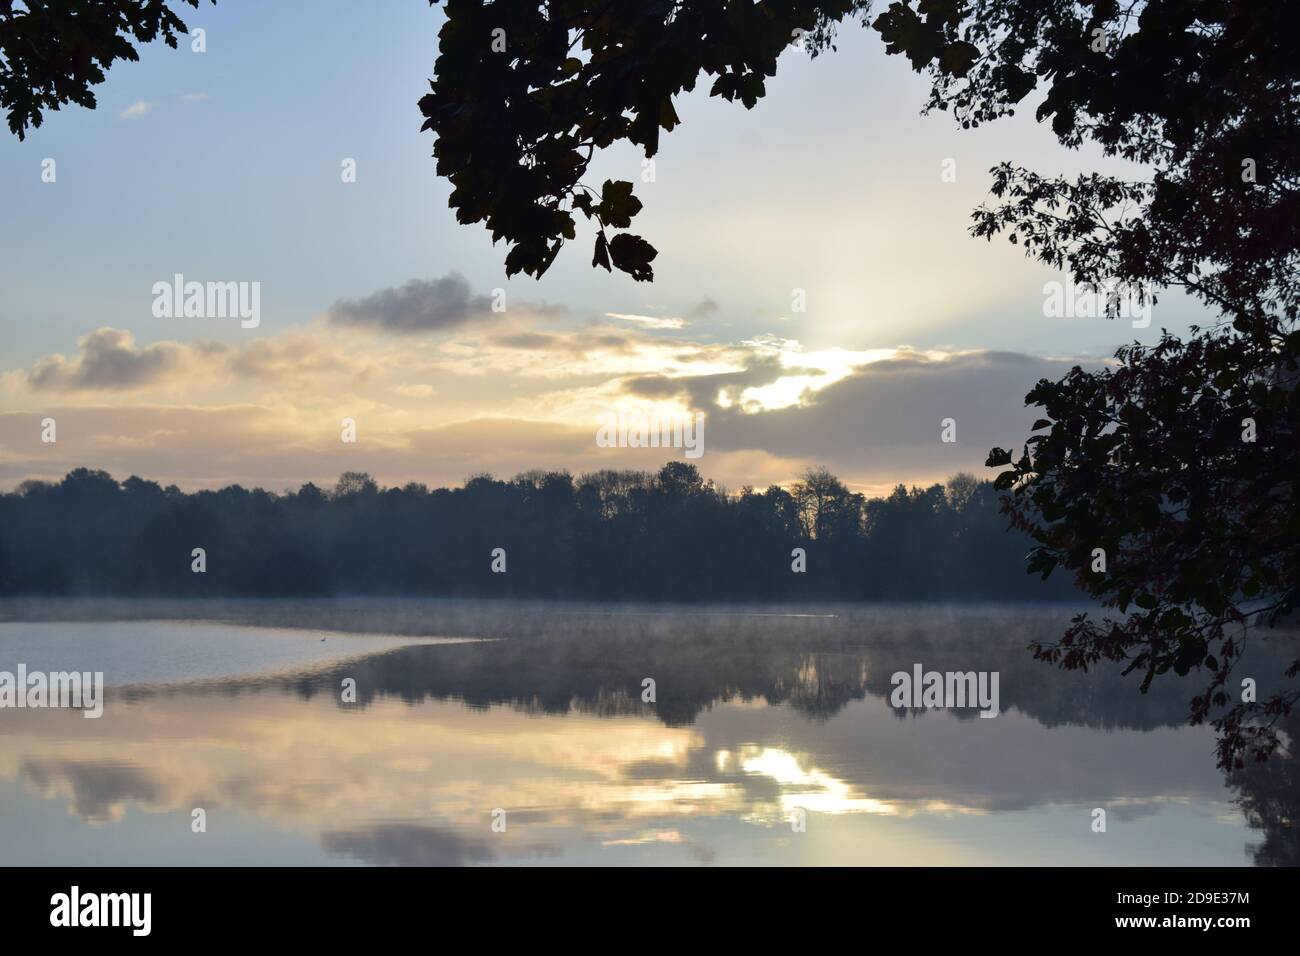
<box><xmin>0</xmin><ymin>465</ymin><xmax>1078</xmax><ymax>601</ymax></box>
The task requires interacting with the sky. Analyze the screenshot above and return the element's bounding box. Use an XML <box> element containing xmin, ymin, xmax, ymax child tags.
<box><xmin>0</xmin><ymin>0</ymin><xmax>1213</xmax><ymax>496</ymax></box>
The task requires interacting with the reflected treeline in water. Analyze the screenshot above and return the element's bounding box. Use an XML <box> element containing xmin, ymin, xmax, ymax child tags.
<box><xmin>106</xmin><ymin>601</ymin><xmax>1298</xmax><ymax>735</ymax></box>
<box><xmin>4</xmin><ymin>600</ymin><xmax>1296</xmax><ymax>865</ymax></box>
<box><xmin>1230</xmin><ymin>712</ymin><xmax>1300</xmax><ymax>866</ymax></box>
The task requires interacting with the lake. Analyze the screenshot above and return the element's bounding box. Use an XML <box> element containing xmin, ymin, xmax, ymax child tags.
<box><xmin>0</xmin><ymin>599</ymin><xmax>1293</xmax><ymax>866</ymax></box>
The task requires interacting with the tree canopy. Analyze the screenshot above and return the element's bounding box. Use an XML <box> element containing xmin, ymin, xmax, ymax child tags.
<box><xmin>0</xmin><ymin>0</ymin><xmax>209</xmax><ymax>139</ymax></box>
<box><xmin>422</xmin><ymin>0</ymin><xmax>1299</xmax><ymax>768</ymax></box>
<box><xmin>0</xmin><ymin>466</ymin><xmax>1070</xmax><ymax>603</ymax></box>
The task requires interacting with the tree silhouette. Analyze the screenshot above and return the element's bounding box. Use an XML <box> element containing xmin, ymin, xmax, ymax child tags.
<box><xmin>0</xmin><ymin>465</ymin><xmax>1076</xmax><ymax>603</ymax></box>
<box><xmin>423</xmin><ymin>0</ymin><xmax>1299</xmax><ymax>769</ymax></box>
<box><xmin>791</xmin><ymin>467</ymin><xmax>852</xmax><ymax>540</ymax></box>
<box><xmin>1229</xmin><ymin>712</ymin><xmax>1300</xmax><ymax>866</ymax></box>
<box><xmin>0</xmin><ymin>0</ymin><xmax>209</xmax><ymax>138</ymax></box>
<box><xmin>420</xmin><ymin>0</ymin><xmax>870</xmax><ymax>281</ymax></box>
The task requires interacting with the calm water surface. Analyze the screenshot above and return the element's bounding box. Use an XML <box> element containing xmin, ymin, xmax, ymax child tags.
<box><xmin>0</xmin><ymin>600</ymin><xmax>1293</xmax><ymax>866</ymax></box>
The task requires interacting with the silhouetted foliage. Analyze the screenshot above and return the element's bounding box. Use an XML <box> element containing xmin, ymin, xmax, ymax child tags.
<box><xmin>422</xmin><ymin>1</ymin><xmax>1300</xmax><ymax>770</ymax></box>
<box><xmin>0</xmin><ymin>465</ymin><xmax>1073</xmax><ymax>602</ymax></box>
<box><xmin>884</xmin><ymin>0</ymin><xmax>1300</xmax><ymax>772</ymax></box>
<box><xmin>423</xmin><ymin>1</ymin><xmax>1296</xmax><ymax>294</ymax></box>
<box><xmin>1229</xmin><ymin>711</ymin><xmax>1300</xmax><ymax>867</ymax></box>
<box><xmin>0</xmin><ymin>0</ymin><xmax>209</xmax><ymax>139</ymax></box>
<box><xmin>957</xmin><ymin>1</ymin><xmax>1300</xmax><ymax>771</ymax></box>
<box><xmin>421</xmin><ymin>0</ymin><xmax>870</xmax><ymax>280</ymax></box>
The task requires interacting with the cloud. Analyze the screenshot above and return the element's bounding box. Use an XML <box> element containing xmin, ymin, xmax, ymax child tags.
<box><xmin>0</xmin><ymin>403</ymin><xmax>799</xmax><ymax>494</ymax></box>
<box><xmin>486</xmin><ymin>327</ymin><xmax>639</xmax><ymax>358</ymax></box>
<box><xmin>494</xmin><ymin>331</ymin><xmax>564</xmax><ymax>350</ymax></box>
<box><xmin>223</xmin><ymin>333</ymin><xmax>359</xmax><ymax>381</ymax></box>
<box><xmin>1</xmin><ymin>292</ymin><xmax>1098</xmax><ymax>492</ymax></box>
<box><xmin>28</xmin><ymin>328</ymin><xmax>187</xmax><ymax>392</ymax></box>
<box><xmin>686</xmin><ymin>297</ymin><xmax>719</xmax><ymax>321</ymax></box>
<box><xmin>326</xmin><ymin>273</ymin><xmax>563</xmax><ymax>335</ymax></box>
<box><xmin>327</xmin><ymin>273</ymin><xmax>488</xmax><ymax>333</ymax></box>
<box><xmin>21</xmin><ymin>758</ymin><xmax>165</xmax><ymax>823</ymax></box>
<box><xmin>622</xmin><ymin>353</ymin><xmax>795</xmax><ymax>408</ymax></box>
<box><xmin>605</xmin><ymin>312</ymin><xmax>686</xmax><ymax>330</ymax></box>
<box><xmin>119</xmin><ymin>101</ymin><xmax>155</xmax><ymax>119</ymax></box>
<box><xmin>393</xmin><ymin>384</ymin><xmax>436</xmax><ymax>398</ymax></box>
<box><xmin>0</xmin><ymin>347</ymin><xmax>1091</xmax><ymax>496</ymax></box>
<box><xmin>603</xmin><ymin>297</ymin><xmax>718</xmax><ymax>331</ymax></box>
<box><xmin>321</xmin><ymin>823</ymin><xmax>496</xmax><ymax>866</ymax></box>
<box><xmin>19</xmin><ymin>327</ymin><xmax>375</xmax><ymax>395</ymax></box>
<box><xmin>701</xmin><ymin>348</ymin><xmax>1089</xmax><ymax>488</ymax></box>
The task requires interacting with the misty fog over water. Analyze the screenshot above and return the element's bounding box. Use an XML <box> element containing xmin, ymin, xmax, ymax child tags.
<box><xmin>0</xmin><ymin>600</ymin><xmax>1295</xmax><ymax>866</ymax></box>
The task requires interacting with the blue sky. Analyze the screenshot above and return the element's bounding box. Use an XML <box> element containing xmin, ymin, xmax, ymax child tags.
<box><xmin>0</xmin><ymin>1</ymin><xmax>1215</xmax><ymax>493</ymax></box>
